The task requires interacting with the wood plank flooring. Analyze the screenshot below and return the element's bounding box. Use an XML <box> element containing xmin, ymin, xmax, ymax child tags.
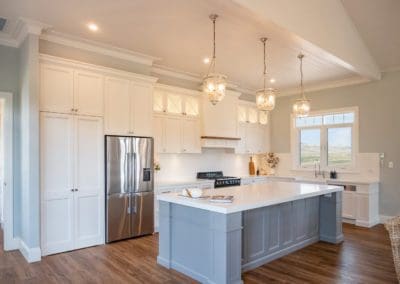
<box><xmin>0</xmin><ymin>224</ymin><xmax>397</xmax><ymax>283</ymax></box>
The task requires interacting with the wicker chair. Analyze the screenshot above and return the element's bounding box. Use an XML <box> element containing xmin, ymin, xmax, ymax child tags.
<box><xmin>385</xmin><ymin>216</ymin><xmax>400</xmax><ymax>282</ymax></box>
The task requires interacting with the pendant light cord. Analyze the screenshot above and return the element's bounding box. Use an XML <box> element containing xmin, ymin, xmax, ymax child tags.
<box><xmin>207</xmin><ymin>14</ymin><xmax>218</xmax><ymax>75</ymax></box>
<box><xmin>299</xmin><ymin>53</ymin><xmax>305</xmax><ymax>99</ymax></box>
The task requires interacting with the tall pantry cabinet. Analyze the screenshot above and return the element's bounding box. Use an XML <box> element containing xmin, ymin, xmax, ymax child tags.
<box><xmin>39</xmin><ymin>56</ymin><xmax>157</xmax><ymax>255</ymax></box>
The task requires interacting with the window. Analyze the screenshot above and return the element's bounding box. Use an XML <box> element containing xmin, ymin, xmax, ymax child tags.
<box><xmin>292</xmin><ymin>108</ymin><xmax>358</xmax><ymax>170</ymax></box>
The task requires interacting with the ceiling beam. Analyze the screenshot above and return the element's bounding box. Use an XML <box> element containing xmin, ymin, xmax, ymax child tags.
<box><xmin>232</xmin><ymin>0</ymin><xmax>381</xmax><ymax>80</ymax></box>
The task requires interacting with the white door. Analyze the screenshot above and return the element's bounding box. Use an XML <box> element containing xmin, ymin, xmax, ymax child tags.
<box><xmin>153</xmin><ymin>116</ymin><xmax>165</xmax><ymax>153</ymax></box>
<box><xmin>104</xmin><ymin>77</ymin><xmax>131</xmax><ymax>135</ymax></box>
<box><xmin>164</xmin><ymin>117</ymin><xmax>181</xmax><ymax>153</ymax></box>
<box><xmin>74</xmin><ymin>70</ymin><xmax>104</xmax><ymax>116</ymax></box>
<box><xmin>131</xmin><ymin>83</ymin><xmax>153</xmax><ymax>136</ymax></box>
<box><xmin>40</xmin><ymin>64</ymin><xmax>74</xmax><ymax>114</ymax></box>
<box><xmin>74</xmin><ymin>116</ymin><xmax>104</xmax><ymax>249</ymax></box>
<box><xmin>40</xmin><ymin>112</ymin><xmax>74</xmax><ymax>255</ymax></box>
<box><xmin>182</xmin><ymin>119</ymin><xmax>200</xmax><ymax>153</ymax></box>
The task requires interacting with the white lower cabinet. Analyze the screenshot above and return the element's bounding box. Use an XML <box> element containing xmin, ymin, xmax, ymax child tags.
<box><xmin>40</xmin><ymin>112</ymin><xmax>104</xmax><ymax>255</ymax></box>
<box><xmin>342</xmin><ymin>191</ymin><xmax>356</xmax><ymax>219</ymax></box>
<box><xmin>153</xmin><ymin>115</ymin><xmax>200</xmax><ymax>154</ymax></box>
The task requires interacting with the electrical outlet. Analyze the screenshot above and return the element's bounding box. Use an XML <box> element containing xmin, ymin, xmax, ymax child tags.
<box><xmin>388</xmin><ymin>161</ymin><xmax>394</xmax><ymax>169</ymax></box>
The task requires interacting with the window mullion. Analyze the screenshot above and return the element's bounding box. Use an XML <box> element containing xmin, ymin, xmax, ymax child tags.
<box><xmin>321</xmin><ymin>126</ymin><xmax>328</xmax><ymax>169</ymax></box>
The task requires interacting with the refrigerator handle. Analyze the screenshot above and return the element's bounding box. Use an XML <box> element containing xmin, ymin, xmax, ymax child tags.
<box><xmin>133</xmin><ymin>152</ymin><xmax>138</xmax><ymax>192</ymax></box>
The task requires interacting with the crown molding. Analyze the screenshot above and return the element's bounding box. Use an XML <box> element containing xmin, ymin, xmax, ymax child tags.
<box><xmin>40</xmin><ymin>31</ymin><xmax>159</xmax><ymax>66</ymax></box>
<box><xmin>152</xmin><ymin>64</ymin><xmax>202</xmax><ymax>83</ymax></box>
<box><xmin>0</xmin><ymin>18</ymin><xmax>50</xmax><ymax>48</ymax></box>
<box><xmin>278</xmin><ymin>75</ymin><xmax>371</xmax><ymax>97</ymax></box>
<box><xmin>40</xmin><ymin>54</ymin><xmax>158</xmax><ymax>85</ymax></box>
<box><xmin>155</xmin><ymin>83</ymin><xmax>202</xmax><ymax>96</ymax></box>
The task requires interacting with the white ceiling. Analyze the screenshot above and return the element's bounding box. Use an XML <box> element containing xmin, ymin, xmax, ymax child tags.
<box><xmin>0</xmin><ymin>0</ymin><xmax>397</xmax><ymax>92</ymax></box>
<box><xmin>342</xmin><ymin>0</ymin><xmax>400</xmax><ymax>72</ymax></box>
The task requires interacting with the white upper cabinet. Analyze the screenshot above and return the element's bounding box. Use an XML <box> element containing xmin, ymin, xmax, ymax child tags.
<box><xmin>259</xmin><ymin>111</ymin><xmax>268</xmax><ymax>125</ymax></box>
<box><xmin>74</xmin><ymin>70</ymin><xmax>104</xmax><ymax>116</ymax></box>
<box><xmin>154</xmin><ymin>115</ymin><xmax>201</xmax><ymax>154</ymax></box>
<box><xmin>40</xmin><ymin>63</ymin><xmax>104</xmax><ymax>116</ymax></box>
<box><xmin>40</xmin><ymin>64</ymin><xmax>74</xmax><ymax>114</ymax></box>
<box><xmin>236</xmin><ymin>102</ymin><xmax>270</xmax><ymax>154</ymax></box>
<box><xmin>104</xmin><ymin>76</ymin><xmax>154</xmax><ymax>136</ymax></box>
<box><xmin>183</xmin><ymin>95</ymin><xmax>199</xmax><ymax>117</ymax></box>
<box><xmin>104</xmin><ymin>77</ymin><xmax>131</xmax><ymax>135</ymax></box>
<box><xmin>131</xmin><ymin>83</ymin><xmax>153</xmax><ymax>137</ymax></box>
<box><xmin>166</xmin><ymin>93</ymin><xmax>183</xmax><ymax>115</ymax></box>
<box><xmin>164</xmin><ymin>116</ymin><xmax>182</xmax><ymax>153</ymax></box>
<box><xmin>153</xmin><ymin>86</ymin><xmax>200</xmax><ymax>118</ymax></box>
<box><xmin>182</xmin><ymin>119</ymin><xmax>201</xmax><ymax>153</ymax></box>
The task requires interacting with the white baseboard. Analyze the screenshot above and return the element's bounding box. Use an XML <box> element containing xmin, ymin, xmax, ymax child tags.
<box><xmin>380</xmin><ymin>215</ymin><xmax>396</xmax><ymax>224</ymax></box>
<box><xmin>19</xmin><ymin>239</ymin><xmax>41</xmax><ymax>263</ymax></box>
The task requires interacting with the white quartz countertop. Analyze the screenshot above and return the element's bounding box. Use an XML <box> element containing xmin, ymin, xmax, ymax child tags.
<box><xmin>157</xmin><ymin>181</ymin><xmax>343</xmax><ymax>214</ymax></box>
<box><xmin>155</xmin><ymin>179</ymin><xmax>214</xmax><ymax>188</ymax></box>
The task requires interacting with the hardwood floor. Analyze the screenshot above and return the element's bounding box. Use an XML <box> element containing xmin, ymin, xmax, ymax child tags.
<box><xmin>0</xmin><ymin>224</ymin><xmax>397</xmax><ymax>283</ymax></box>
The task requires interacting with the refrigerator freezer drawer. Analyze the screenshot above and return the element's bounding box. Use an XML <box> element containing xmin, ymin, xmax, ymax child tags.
<box><xmin>106</xmin><ymin>194</ymin><xmax>131</xmax><ymax>243</ymax></box>
<box><xmin>131</xmin><ymin>192</ymin><xmax>154</xmax><ymax>237</ymax></box>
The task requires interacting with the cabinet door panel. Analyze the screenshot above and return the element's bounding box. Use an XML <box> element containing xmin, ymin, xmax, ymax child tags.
<box><xmin>184</xmin><ymin>96</ymin><xmax>199</xmax><ymax>117</ymax></box>
<box><xmin>74</xmin><ymin>70</ymin><xmax>104</xmax><ymax>116</ymax></box>
<box><xmin>343</xmin><ymin>191</ymin><xmax>356</xmax><ymax>219</ymax></box>
<box><xmin>104</xmin><ymin>77</ymin><xmax>131</xmax><ymax>135</ymax></box>
<box><xmin>132</xmin><ymin>83</ymin><xmax>153</xmax><ymax>136</ymax></box>
<box><xmin>153</xmin><ymin>90</ymin><xmax>165</xmax><ymax>113</ymax></box>
<box><xmin>248</xmin><ymin>108</ymin><xmax>258</xmax><ymax>124</ymax></box>
<box><xmin>246</xmin><ymin>125</ymin><xmax>259</xmax><ymax>154</ymax></box>
<box><xmin>182</xmin><ymin>119</ymin><xmax>200</xmax><ymax>153</ymax></box>
<box><xmin>166</xmin><ymin>93</ymin><xmax>182</xmax><ymax>115</ymax></box>
<box><xmin>40</xmin><ymin>64</ymin><xmax>74</xmax><ymax>113</ymax></box>
<box><xmin>164</xmin><ymin>117</ymin><xmax>181</xmax><ymax>153</ymax></box>
<box><xmin>40</xmin><ymin>112</ymin><xmax>74</xmax><ymax>255</ymax></box>
<box><xmin>74</xmin><ymin>116</ymin><xmax>104</xmax><ymax>248</ymax></box>
<box><xmin>236</xmin><ymin>124</ymin><xmax>247</xmax><ymax>154</ymax></box>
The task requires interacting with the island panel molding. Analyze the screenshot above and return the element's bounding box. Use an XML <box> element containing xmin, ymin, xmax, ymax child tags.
<box><xmin>157</xmin><ymin>182</ymin><xmax>343</xmax><ymax>283</ymax></box>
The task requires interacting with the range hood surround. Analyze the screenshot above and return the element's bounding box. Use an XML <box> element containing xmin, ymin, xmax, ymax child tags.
<box><xmin>201</xmin><ymin>90</ymin><xmax>241</xmax><ymax>149</ymax></box>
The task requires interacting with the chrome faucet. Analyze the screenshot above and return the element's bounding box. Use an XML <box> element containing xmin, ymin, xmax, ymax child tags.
<box><xmin>314</xmin><ymin>163</ymin><xmax>325</xmax><ymax>178</ymax></box>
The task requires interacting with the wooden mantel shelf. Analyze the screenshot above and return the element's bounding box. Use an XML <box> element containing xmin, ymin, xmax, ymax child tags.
<box><xmin>201</xmin><ymin>136</ymin><xmax>241</xmax><ymax>141</ymax></box>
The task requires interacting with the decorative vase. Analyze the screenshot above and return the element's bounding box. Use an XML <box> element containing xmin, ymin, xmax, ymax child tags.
<box><xmin>249</xmin><ymin>157</ymin><xmax>256</xmax><ymax>176</ymax></box>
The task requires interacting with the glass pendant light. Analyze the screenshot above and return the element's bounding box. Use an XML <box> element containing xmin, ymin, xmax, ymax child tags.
<box><xmin>292</xmin><ymin>53</ymin><xmax>311</xmax><ymax>117</ymax></box>
<box><xmin>203</xmin><ymin>14</ymin><xmax>227</xmax><ymax>105</ymax></box>
<box><xmin>256</xmin><ymin>37</ymin><xmax>276</xmax><ymax>111</ymax></box>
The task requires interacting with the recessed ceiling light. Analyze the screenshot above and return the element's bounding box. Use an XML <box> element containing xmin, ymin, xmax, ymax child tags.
<box><xmin>203</xmin><ymin>57</ymin><xmax>210</xmax><ymax>64</ymax></box>
<box><xmin>270</xmin><ymin>78</ymin><xmax>276</xmax><ymax>83</ymax></box>
<box><xmin>87</xmin><ymin>22</ymin><xmax>99</xmax><ymax>32</ymax></box>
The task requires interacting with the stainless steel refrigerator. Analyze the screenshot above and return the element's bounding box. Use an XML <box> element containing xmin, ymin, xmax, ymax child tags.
<box><xmin>105</xmin><ymin>136</ymin><xmax>154</xmax><ymax>243</ymax></box>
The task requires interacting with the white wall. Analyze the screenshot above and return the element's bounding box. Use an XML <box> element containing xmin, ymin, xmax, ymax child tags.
<box><xmin>155</xmin><ymin>149</ymin><xmax>258</xmax><ymax>182</ymax></box>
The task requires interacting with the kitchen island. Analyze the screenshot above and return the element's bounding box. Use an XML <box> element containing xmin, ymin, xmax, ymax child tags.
<box><xmin>157</xmin><ymin>182</ymin><xmax>343</xmax><ymax>284</ymax></box>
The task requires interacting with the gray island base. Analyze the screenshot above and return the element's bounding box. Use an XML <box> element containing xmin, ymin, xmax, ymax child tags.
<box><xmin>157</xmin><ymin>183</ymin><xmax>343</xmax><ymax>284</ymax></box>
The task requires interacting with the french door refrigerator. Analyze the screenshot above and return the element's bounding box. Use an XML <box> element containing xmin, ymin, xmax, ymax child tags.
<box><xmin>105</xmin><ymin>135</ymin><xmax>154</xmax><ymax>243</ymax></box>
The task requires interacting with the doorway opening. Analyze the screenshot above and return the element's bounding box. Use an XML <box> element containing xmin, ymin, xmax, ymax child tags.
<box><xmin>0</xmin><ymin>92</ymin><xmax>18</xmax><ymax>251</ymax></box>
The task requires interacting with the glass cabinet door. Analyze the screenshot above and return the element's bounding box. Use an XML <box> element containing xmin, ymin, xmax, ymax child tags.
<box><xmin>153</xmin><ymin>90</ymin><xmax>165</xmax><ymax>113</ymax></box>
<box><xmin>166</xmin><ymin>93</ymin><xmax>182</xmax><ymax>115</ymax></box>
<box><xmin>248</xmin><ymin>107</ymin><xmax>258</xmax><ymax>124</ymax></box>
<box><xmin>259</xmin><ymin>110</ymin><xmax>268</xmax><ymax>125</ymax></box>
<box><xmin>184</xmin><ymin>96</ymin><xmax>199</xmax><ymax>117</ymax></box>
<box><xmin>237</xmin><ymin>105</ymin><xmax>247</xmax><ymax>123</ymax></box>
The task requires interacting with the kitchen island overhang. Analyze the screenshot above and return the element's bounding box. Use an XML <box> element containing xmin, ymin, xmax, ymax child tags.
<box><xmin>157</xmin><ymin>182</ymin><xmax>343</xmax><ymax>284</ymax></box>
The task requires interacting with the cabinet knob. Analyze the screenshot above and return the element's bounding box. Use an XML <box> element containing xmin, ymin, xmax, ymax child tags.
<box><xmin>71</xmin><ymin>188</ymin><xmax>74</xmax><ymax>192</ymax></box>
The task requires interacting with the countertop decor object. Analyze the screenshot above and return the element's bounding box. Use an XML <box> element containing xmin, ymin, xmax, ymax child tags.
<box><xmin>249</xmin><ymin>156</ymin><xmax>256</xmax><ymax>175</ymax></box>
